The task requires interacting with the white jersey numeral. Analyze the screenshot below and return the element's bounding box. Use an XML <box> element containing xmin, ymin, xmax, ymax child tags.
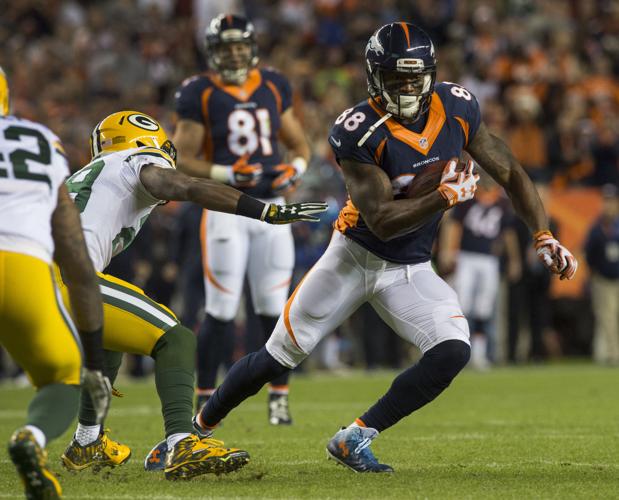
<box><xmin>444</xmin><ymin>82</ymin><xmax>472</xmax><ymax>101</ymax></box>
<box><xmin>227</xmin><ymin>108</ymin><xmax>273</xmax><ymax>157</ymax></box>
<box><xmin>335</xmin><ymin>108</ymin><xmax>367</xmax><ymax>131</ymax></box>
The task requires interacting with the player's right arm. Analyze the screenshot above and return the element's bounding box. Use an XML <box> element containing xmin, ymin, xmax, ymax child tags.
<box><xmin>172</xmin><ymin>119</ymin><xmax>212</xmax><ymax>177</ymax></box>
<box><xmin>340</xmin><ymin>158</ymin><xmax>448</xmax><ymax>241</ymax></box>
<box><xmin>139</xmin><ymin>164</ymin><xmax>326</xmax><ymax>224</ymax></box>
<box><xmin>51</xmin><ymin>184</ymin><xmax>110</xmax><ymax>422</ymax></box>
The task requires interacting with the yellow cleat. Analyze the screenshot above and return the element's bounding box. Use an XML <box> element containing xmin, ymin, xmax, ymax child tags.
<box><xmin>8</xmin><ymin>427</ymin><xmax>62</xmax><ymax>499</ymax></box>
<box><xmin>61</xmin><ymin>431</ymin><xmax>131</xmax><ymax>472</ymax></box>
<box><xmin>164</xmin><ymin>435</ymin><xmax>249</xmax><ymax>480</ymax></box>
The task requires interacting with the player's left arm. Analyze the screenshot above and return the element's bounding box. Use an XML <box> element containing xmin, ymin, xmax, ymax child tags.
<box><xmin>139</xmin><ymin>164</ymin><xmax>327</xmax><ymax>224</ymax></box>
<box><xmin>466</xmin><ymin>123</ymin><xmax>577</xmax><ymax>279</ymax></box>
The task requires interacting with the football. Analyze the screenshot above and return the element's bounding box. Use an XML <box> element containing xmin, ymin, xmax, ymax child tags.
<box><xmin>405</xmin><ymin>157</ymin><xmax>468</xmax><ymax>198</ymax></box>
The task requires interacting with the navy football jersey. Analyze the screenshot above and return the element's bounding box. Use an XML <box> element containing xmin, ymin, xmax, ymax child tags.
<box><xmin>175</xmin><ymin>68</ymin><xmax>292</xmax><ymax>198</ymax></box>
<box><xmin>329</xmin><ymin>82</ymin><xmax>482</xmax><ymax>264</ymax></box>
<box><xmin>452</xmin><ymin>194</ymin><xmax>514</xmax><ymax>256</ymax></box>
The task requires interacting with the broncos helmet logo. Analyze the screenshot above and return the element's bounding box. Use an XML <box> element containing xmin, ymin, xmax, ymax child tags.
<box><xmin>366</xmin><ymin>33</ymin><xmax>385</xmax><ymax>56</ymax></box>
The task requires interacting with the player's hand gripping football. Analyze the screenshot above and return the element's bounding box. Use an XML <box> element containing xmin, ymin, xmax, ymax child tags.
<box><xmin>533</xmin><ymin>230</ymin><xmax>578</xmax><ymax>280</ymax></box>
<box><xmin>230</xmin><ymin>154</ymin><xmax>263</xmax><ymax>188</ymax></box>
<box><xmin>264</xmin><ymin>201</ymin><xmax>329</xmax><ymax>224</ymax></box>
<box><xmin>271</xmin><ymin>163</ymin><xmax>302</xmax><ymax>193</ymax></box>
<box><xmin>82</xmin><ymin>369</ymin><xmax>112</xmax><ymax>424</ymax></box>
<box><xmin>437</xmin><ymin>159</ymin><xmax>479</xmax><ymax>207</ymax></box>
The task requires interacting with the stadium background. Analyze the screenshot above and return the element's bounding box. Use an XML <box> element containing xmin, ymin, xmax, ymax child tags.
<box><xmin>0</xmin><ymin>0</ymin><xmax>617</xmax><ymax>378</ymax></box>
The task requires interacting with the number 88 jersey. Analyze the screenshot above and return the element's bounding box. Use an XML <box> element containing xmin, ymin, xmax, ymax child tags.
<box><xmin>0</xmin><ymin>115</ymin><xmax>70</xmax><ymax>263</ymax></box>
<box><xmin>174</xmin><ymin>68</ymin><xmax>292</xmax><ymax>198</ymax></box>
<box><xmin>328</xmin><ymin>81</ymin><xmax>482</xmax><ymax>264</ymax></box>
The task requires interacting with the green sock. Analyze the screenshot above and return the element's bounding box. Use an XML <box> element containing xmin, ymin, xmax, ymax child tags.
<box><xmin>152</xmin><ymin>325</ymin><xmax>196</xmax><ymax>436</ymax></box>
<box><xmin>78</xmin><ymin>350</ymin><xmax>123</xmax><ymax>426</ymax></box>
<box><xmin>27</xmin><ymin>383</ymin><xmax>80</xmax><ymax>442</ymax></box>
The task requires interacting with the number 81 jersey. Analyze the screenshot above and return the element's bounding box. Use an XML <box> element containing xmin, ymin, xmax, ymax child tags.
<box><xmin>329</xmin><ymin>82</ymin><xmax>482</xmax><ymax>264</ymax></box>
<box><xmin>174</xmin><ymin>68</ymin><xmax>292</xmax><ymax>198</ymax></box>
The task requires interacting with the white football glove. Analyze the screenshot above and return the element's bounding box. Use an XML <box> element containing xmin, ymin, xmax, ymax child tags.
<box><xmin>437</xmin><ymin>159</ymin><xmax>480</xmax><ymax>207</ymax></box>
<box><xmin>534</xmin><ymin>230</ymin><xmax>578</xmax><ymax>280</ymax></box>
<box><xmin>82</xmin><ymin>369</ymin><xmax>112</xmax><ymax>424</ymax></box>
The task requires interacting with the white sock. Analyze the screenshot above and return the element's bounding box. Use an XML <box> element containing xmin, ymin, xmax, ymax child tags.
<box><xmin>75</xmin><ymin>423</ymin><xmax>101</xmax><ymax>446</ymax></box>
<box><xmin>471</xmin><ymin>335</ymin><xmax>488</xmax><ymax>364</ymax></box>
<box><xmin>167</xmin><ymin>432</ymin><xmax>191</xmax><ymax>449</ymax></box>
<box><xmin>24</xmin><ymin>425</ymin><xmax>46</xmax><ymax>448</ymax></box>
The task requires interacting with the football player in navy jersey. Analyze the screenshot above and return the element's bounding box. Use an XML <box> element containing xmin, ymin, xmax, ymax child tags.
<box><xmin>172</xmin><ymin>14</ymin><xmax>310</xmax><ymax>424</ymax></box>
<box><xmin>189</xmin><ymin>22</ymin><xmax>578</xmax><ymax>472</ymax></box>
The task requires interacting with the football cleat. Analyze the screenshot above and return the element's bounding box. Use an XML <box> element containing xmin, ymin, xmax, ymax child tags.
<box><xmin>144</xmin><ymin>416</ymin><xmax>214</xmax><ymax>471</ymax></box>
<box><xmin>8</xmin><ymin>428</ymin><xmax>62</xmax><ymax>500</ymax></box>
<box><xmin>268</xmin><ymin>393</ymin><xmax>293</xmax><ymax>425</ymax></box>
<box><xmin>164</xmin><ymin>434</ymin><xmax>249</xmax><ymax>480</ymax></box>
<box><xmin>326</xmin><ymin>426</ymin><xmax>393</xmax><ymax>473</ymax></box>
<box><xmin>61</xmin><ymin>431</ymin><xmax>131</xmax><ymax>472</ymax></box>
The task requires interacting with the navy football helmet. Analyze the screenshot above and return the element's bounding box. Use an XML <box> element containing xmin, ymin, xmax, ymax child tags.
<box><xmin>365</xmin><ymin>22</ymin><xmax>437</xmax><ymax>122</ymax></box>
<box><xmin>205</xmin><ymin>14</ymin><xmax>259</xmax><ymax>84</ymax></box>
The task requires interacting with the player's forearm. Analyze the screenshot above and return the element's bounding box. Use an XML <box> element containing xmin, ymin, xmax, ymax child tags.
<box><xmin>176</xmin><ymin>156</ymin><xmax>214</xmax><ymax>179</ymax></box>
<box><xmin>184</xmin><ymin>177</ymin><xmax>244</xmax><ymax>213</ymax></box>
<box><xmin>503</xmin><ymin>165</ymin><xmax>548</xmax><ymax>234</ymax></box>
<box><xmin>366</xmin><ymin>190</ymin><xmax>448</xmax><ymax>241</ymax></box>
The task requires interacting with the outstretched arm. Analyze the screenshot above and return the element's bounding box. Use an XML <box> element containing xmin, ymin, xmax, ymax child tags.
<box><xmin>340</xmin><ymin>159</ymin><xmax>448</xmax><ymax>241</ymax></box>
<box><xmin>140</xmin><ymin>164</ymin><xmax>327</xmax><ymax>224</ymax></box>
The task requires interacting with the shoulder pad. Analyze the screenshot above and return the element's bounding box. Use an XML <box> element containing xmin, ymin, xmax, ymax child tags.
<box><xmin>125</xmin><ymin>147</ymin><xmax>175</xmax><ymax>169</ymax></box>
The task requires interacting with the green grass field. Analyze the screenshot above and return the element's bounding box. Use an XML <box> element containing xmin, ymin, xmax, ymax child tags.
<box><xmin>1</xmin><ymin>364</ymin><xmax>618</xmax><ymax>499</ymax></box>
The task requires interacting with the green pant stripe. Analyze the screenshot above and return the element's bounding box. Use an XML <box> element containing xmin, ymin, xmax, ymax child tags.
<box><xmin>97</xmin><ymin>276</ymin><xmax>177</xmax><ymax>322</ymax></box>
<box><xmin>101</xmin><ymin>292</ymin><xmax>171</xmax><ymax>331</ymax></box>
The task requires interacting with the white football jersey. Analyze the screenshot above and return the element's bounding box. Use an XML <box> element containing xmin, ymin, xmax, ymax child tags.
<box><xmin>66</xmin><ymin>146</ymin><xmax>174</xmax><ymax>272</ymax></box>
<box><xmin>0</xmin><ymin>115</ymin><xmax>70</xmax><ymax>263</ymax></box>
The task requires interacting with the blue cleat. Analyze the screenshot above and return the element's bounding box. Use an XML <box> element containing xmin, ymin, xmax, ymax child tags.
<box><xmin>144</xmin><ymin>417</ymin><xmax>213</xmax><ymax>472</ymax></box>
<box><xmin>326</xmin><ymin>426</ymin><xmax>394</xmax><ymax>473</ymax></box>
<box><xmin>144</xmin><ymin>439</ymin><xmax>167</xmax><ymax>471</ymax></box>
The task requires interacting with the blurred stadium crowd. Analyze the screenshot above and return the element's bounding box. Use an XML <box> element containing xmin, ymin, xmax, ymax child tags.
<box><xmin>0</xmin><ymin>0</ymin><xmax>617</xmax><ymax>378</ymax></box>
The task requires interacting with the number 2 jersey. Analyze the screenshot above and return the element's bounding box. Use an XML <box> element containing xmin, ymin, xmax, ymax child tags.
<box><xmin>174</xmin><ymin>68</ymin><xmax>292</xmax><ymax>199</ymax></box>
<box><xmin>66</xmin><ymin>147</ymin><xmax>175</xmax><ymax>272</ymax></box>
<box><xmin>329</xmin><ymin>82</ymin><xmax>482</xmax><ymax>264</ymax></box>
<box><xmin>0</xmin><ymin>115</ymin><xmax>69</xmax><ymax>263</ymax></box>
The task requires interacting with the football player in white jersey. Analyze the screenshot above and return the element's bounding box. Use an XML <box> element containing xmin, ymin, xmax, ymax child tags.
<box><xmin>56</xmin><ymin>110</ymin><xmax>327</xmax><ymax>480</ymax></box>
<box><xmin>0</xmin><ymin>66</ymin><xmax>111</xmax><ymax>499</ymax></box>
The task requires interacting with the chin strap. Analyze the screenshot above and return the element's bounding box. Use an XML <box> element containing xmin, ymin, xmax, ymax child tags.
<box><xmin>357</xmin><ymin>112</ymin><xmax>392</xmax><ymax>147</ymax></box>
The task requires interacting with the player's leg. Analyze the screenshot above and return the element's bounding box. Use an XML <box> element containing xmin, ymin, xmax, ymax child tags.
<box><xmin>327</xmin><ymin>261</ymin><xmax>470</xmax><ymax>472</ymax></box>
<box><xmin>197</xmin><ymin>232</ymin><xmax>367</xmax><ymax>430</ymax></box>
<box><xmin>469</xmin><ymin>255</ymin><xmax>500</xmax><ymax>368</ymax></box>
<box><xmin>60</xmin><ymin>273</ymin><xmax>248</xmax><ymax>478</ymax></box>
<box><xmin>247</xmin><ymin>219</ymin><xmax>294</xmax><ymax>424</ymax></box>
<box><xmin>1</xmin><ymin>251</ymin><xmax>82</xmax><ymax>499</ymax></box>
<box><xmin>196</xmin><ymin>210</ymin><xmax>248</xmax><ymax>409</ymax></box>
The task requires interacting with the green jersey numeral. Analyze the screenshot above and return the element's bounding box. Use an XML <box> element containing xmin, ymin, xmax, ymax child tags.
<box><xmin>0</xmin><ymin>126</ymin><xmax>52</xmax><ymax>186</ymax></box>
<box><xmin>66</xmin><ymin>159</ymin><xmax>105</xmax><ymax>212</ymax></box>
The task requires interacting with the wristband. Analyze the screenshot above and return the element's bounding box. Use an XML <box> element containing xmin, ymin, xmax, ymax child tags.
<box><xmin>236</xmin><ymin>193</ymin><xmax>269</xmax><ymax>221</ymax></box>
<box><xmin>291</xmin><ymin>157</ymin><xmax>308</xmax><ymax>176</ymax></box>
<box><xmin>80</xmin><ymin>326</ymin><xmax>104</xmax><ymax>371</ymax></box>
<box><xmin>210</xmin><ymin>164</ymin><xmax>231</xmax><ymax>184</ymax></box>
<box><xmin>533</xmin><ymin>229</ymin><xmax>553</xmax><ymax>240</ymax></box>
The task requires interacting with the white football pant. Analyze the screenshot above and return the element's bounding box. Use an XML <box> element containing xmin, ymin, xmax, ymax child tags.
<box><xmin>201</xmin><ymin>197</ymin><xmax>294</xmax><ymax>321</ymax></box>
<box><xmin>453</xmin><ymin>251</ymin><xmax>499</xmax><ymax>321</ymax></box>
<box><xmin>267</xmin><ymin>231</ymin><xmax>470</xmax><ymax>368</ymax></box>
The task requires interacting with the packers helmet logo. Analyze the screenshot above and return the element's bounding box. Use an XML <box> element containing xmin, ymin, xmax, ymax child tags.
<box><xmin>127</xmin><ymin>113</ymin><xmax>160</xmax><ymax>131</ymax></box>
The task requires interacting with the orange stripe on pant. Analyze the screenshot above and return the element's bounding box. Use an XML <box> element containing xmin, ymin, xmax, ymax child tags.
<box><xmin>200</xmin><ymin>210</ymin><xmax>233</xmax><ymax>294</ymax></box>
<box><xmin>283</xmin><ymin>267</ymin><xmax>318</xmax><ymax>351</ymax></box>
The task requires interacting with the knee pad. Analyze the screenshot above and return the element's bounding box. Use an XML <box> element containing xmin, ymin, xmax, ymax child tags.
<box><xmin>152</xmin><ymin>325</ymin><xmax>197</xmax><ymax>363</ymax></box>
<box><xmin>421</xmin><ymin>340</ymin><xmax>471</xmax><ymax>386</ymax></box>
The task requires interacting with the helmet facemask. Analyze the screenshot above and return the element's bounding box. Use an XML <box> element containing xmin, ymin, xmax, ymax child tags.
<box><xmin>207</xmin><ymin>36</ymin><xmax>258</xmax><ymax>85</ymax></box>
<box><xmin>369</xmin><ymin>64</ymin><xmax>435</xmax><ymax>122</ymax></box>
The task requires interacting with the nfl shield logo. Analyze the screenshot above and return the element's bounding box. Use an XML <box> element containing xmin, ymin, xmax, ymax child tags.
<box><xmin>419</xmin><ymin>137</ymin><xmax>428</xmax><ymax>149</ymax></box>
